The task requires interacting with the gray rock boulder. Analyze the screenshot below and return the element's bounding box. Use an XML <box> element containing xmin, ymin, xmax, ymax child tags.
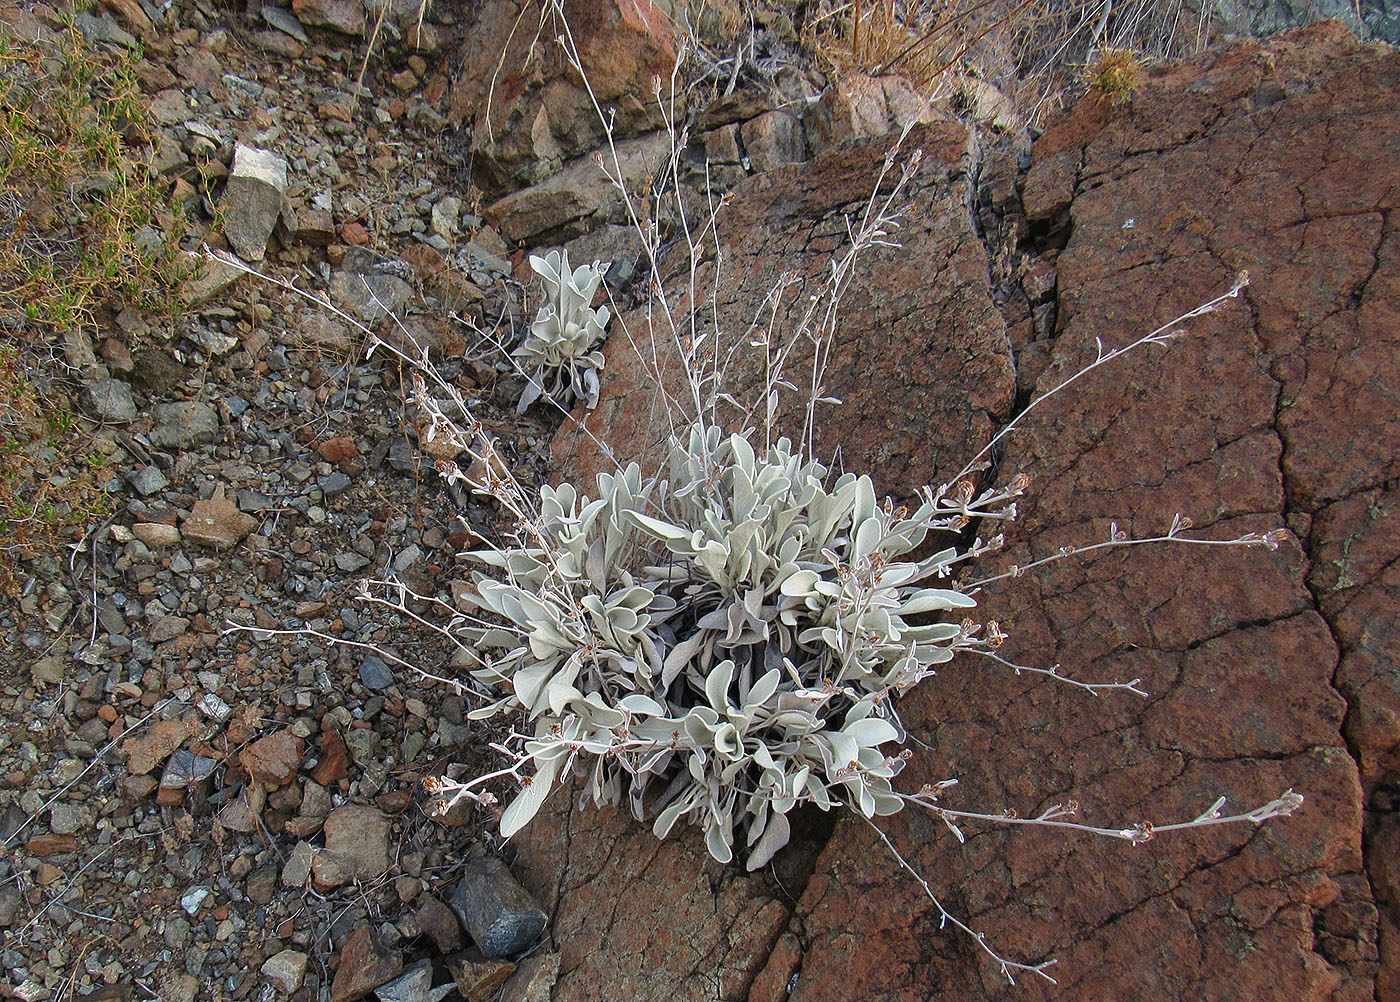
<box><xmin>223</xmin><ymin>145</ymin><xmax>289</xmax><ymax>261</ymax></box>
<box><xmin>148</xmin><ymin>401</ymin><xmax>218</xmax><ymax>449</ymax></box>
<box><xmin>447</xmin><ymin>856</ymin><xmax>546</xmax><ymax>958</ymax></box>
<box><xmin>84</xmin><ymin>378</ymin><xmax>138</xmax><ymax>422</ymax></box>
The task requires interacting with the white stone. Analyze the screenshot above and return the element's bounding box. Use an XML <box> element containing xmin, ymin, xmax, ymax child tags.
<box><xmin>261</xmin><ymin>949</ymin><xmax>309</xmax><ymax>994</ymax></box>
<box><xmin>179</xmin><ymin>886</ymin><xmax>211</xmax><ymax>915</ymax></box>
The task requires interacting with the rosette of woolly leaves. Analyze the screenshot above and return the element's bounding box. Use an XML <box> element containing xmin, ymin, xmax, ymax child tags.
<box><xmin>632</xmin><ymin>426</ymin><xmax>973</xmax><ymax>703</ymax></box>
<box><xmin>514</xmin><ymin>250</ymin><xmax>611</xmax><ymax>414</ymax></box>
<box><xmin>457</xmin><ymin>422</ymin><xmax>977</xmax><ymax>868</ymax></box>
<box><xmin>462</xmin><ymin>465</ymin><xmax>675</xmax><ymax>720</ymax></box>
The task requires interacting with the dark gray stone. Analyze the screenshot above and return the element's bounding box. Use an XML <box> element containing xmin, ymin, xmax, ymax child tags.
<box><xmin>329</xmin><ymin>270</ymin><xmax>413</xmax><ymax>322</ymax></box>
<box><xmin>127</xmin><ymin>465</ymin><xmax>170</xmax><ymax>496</ymax></box>
<box><xmin>447</xmin><ymin>856</ymin><xmax>546</xmax><ymax>958</ymax></box>
<box><xmin>237</xmin><ymin>489</ymin><xmax>272</xmax><ymax>512</ymax></box>
<box><xmin>335</xmin><ymin>552</ymin><xmax>372</xmax><ymax>572</ymax></box>
<box><xmin>223</xmin><ymin>145</ymin><xmax>288</xmax><ymax>262</ymax></box>
<box><xmin>84</xmin><ymin>378</ymin><xmax>138</xmax><ymax>422</ymax></box>
<box><xmin>387</xmin><ymin>437</ymin><xmax>415</xmax><ymax>473</ymax></box>
<box><xmin>359</xmin><ymin>654</ymin><xmax>393</xmax><ymax>691</ymax></box>
<box><xmin>0</xmin><ymin>884</ymin><xmax>21</xmax><ymax>927</ymax></box>
<box><xmin>261</xmin><ymin>4</ymin><xmax>310</xmax><ymax>42</ymax></box>
<box><xmin>147</xmin><ymin>401</ymin><xmax>218</xmax><ymax>449</ymax></box>
<box><xmin>319</xmin><ymin>471</ymin><xmax>353</xmax><ymax>496</ymax></box>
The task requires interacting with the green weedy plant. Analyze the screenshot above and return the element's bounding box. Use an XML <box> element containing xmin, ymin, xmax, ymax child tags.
<box><xmin>513</xmin><ymin>249</ymin><xmax>610</xmax><ymax>414</ymax></box>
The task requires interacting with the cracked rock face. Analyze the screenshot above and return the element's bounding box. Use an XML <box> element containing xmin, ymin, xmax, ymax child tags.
<box><xmin>534</xmin><ymin>22</ymin><xmax>1393</xmax><ymax>1002</ymax></box>
<box><xmin>552</xmin><ymin>117</ymin><xmax>1016</xmax><ymax>493</ymax></box>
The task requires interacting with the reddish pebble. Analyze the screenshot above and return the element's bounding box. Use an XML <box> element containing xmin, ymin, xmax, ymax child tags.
<box><xmin>316</xmin><ymin>436</ymin><xmax>358</xmax><ymax>462</ymax></box>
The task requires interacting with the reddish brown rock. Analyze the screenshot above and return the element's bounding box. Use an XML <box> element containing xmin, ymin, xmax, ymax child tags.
<box><xmin>331</xmin><ymin>924</ymin><xmax>402</xmax><ymax>1002</ymax></box>
<box><xmin>292</xmin><ymin>0</ymin><xmax>364</xmax><ymax>35</ymax></box>
<box><xmin>500</xmin><ymin>953</ymin><xmax>559</xmax><ymax>1002</ymax></box>
<box><xmin>316</xmin><ymin>436</ymin><xmax>359</xmax><ymax>462</ymax></box>
<box><xmin>553</xmin><ymin>118</ymin><xmax>1014</xmax><ymax>493</ymax></box>
<box><xmin>104</xmin><ymin>0</ymin><xmax>153</xmax><ymax>39</ymax></box>
<box><xmin>241</xmin><ymin>729</ymin><xmax>304</xmax><ymax>788</ymax></box>
<box><xmin>341</xmin><ymin>221</ymin><xmax>370</xmax><ymax>246</ymax></box>
<box><xmin>447</xmin><ymin>0</ymin><xmax>676</xmax><ymax>193</ymax></box>
<box><xmin>524</xmin><ymin>22</ymin><xmax>1390</xmax><ymax>1002</ymax></box>
<box><xmin>403</xmin><ymin>894</ymin><xmax>465</xmax><ymax>954</ymax></box>
<box><xmin>310</xmin><ymin>728</ymin><xmax>350</xmax><ymax>785</ymax></box>
<box><xmin>445</xmin><ymin>949</ymin><xmax>515</xmax><ymax>1002</ymax></box>
<box><xmin>26</xmin><ymin>833</ymin><xmax>79</xmax><ymax>856</ymax></box>
<box><xmin>122</xmin><ymin>718</ymin><xmax>198</xmax><ymax>775</ymax></box>
<box><xmin>804</xmin><ymin>73</ymin><xmax>940</xmax><ymax>157</ymax></box>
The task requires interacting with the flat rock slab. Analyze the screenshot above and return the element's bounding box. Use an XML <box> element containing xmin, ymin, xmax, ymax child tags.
<box><xmin>147</xmin><ymin>401</ymin><xmax>218</xmax><ymax>450</ymax></box>
<box><xmin>181</xmin><ymin>486</ymin><xmax>258</xmax><ymax>550</ymax></box>
<box><xmin>323</xmin><ymin>804</ymin><xmax>392</xmax><ymax>881</ymax></box>
<box><xmin>530</xmin><ymin>23</ymin><xmax>1390</xmax><ymax>1002</ymax></box>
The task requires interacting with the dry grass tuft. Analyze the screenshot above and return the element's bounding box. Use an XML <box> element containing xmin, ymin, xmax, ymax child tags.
<box><xmin>802</xmin><ymin>0</ymin><xmax>1211</xmax><ymax>124</ymax></box>
<box><xmin>1087</xmin><ymin>45</ymin><xmax>1144</xmax><ymax>103</ymax></box>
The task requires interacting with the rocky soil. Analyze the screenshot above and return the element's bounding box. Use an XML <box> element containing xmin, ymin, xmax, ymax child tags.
<box><xmin>0</xmin><ymin>1</ymin><xmax>1395</xmax><ymax>1002</ymax></box>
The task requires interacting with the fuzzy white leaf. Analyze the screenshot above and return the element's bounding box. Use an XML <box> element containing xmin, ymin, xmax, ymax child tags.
<box><xmin>746</xmin><ymin>810</ymin><xmax>791</xmax><ymax>871</ymax></box>
<box><xmin>500</xmin><ymin>756</ymin><xmax>561</xmax><ymax>838</ymax></box>
<box><xmin>897</xmin><ymin>588</ymin><xmax>976</xmax><ymax>615</ymax></box>
<box><xmin>844</xmin><ymin>717</ymin><xmax>899</xmax><ymax>748</ymax></box>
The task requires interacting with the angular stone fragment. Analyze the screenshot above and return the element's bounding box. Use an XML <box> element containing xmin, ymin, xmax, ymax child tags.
<box><xmin>448</xmin><ymin>0</ymin><xmax>675</xmax><ymax>191</ymax></box>
<box><xmin>281</xmin><ymin>840</ymin><xmax>315</xmax><ymax>887</ymax></box>
<box><xmin>739</xmin><ymin>110</ymin><xmax>806</xmax><ymax>172</ymax></box>
<box><xmin>447</xmin><ymin>856</ymin><xmax>546</xmax><ymax>957</ymax></box>
<box><xmin>400</xmin><ymin>894</ymin><xmax>464</xmax><ymax>953</ymax></box>
<box><xmin>445</xmin><ymin>949</ymin><xmax>516</xmax><ymax>1002</ymax></box>
<box><xmin>148</xmin><ymin>401</ymin><xmax>219</xmax><ymax>449</ymax></box>
<box><xmin>123</xmin><ymin>718</ymin><xmax>196</xmax><ymax>775</ymax></box>
<box><xmin>500</xmin><ymin>953</ymin><xmax>559</xmax><ymax>1002</ymax></box>
<box><xmin>131</xmin><ymin>522</ymin><xmax>181</xmax><ymax>547</ymax></box>
<box><xmin>147</xmin><ymin>616</ymin><xmax>189</xmax><ymax>643</ymax></box>
<box><xmin>223</xmin><ymin>144</ymin><xmax>289</xmax><ymax>261</ymax></box>
<box><xmin>217</xmin><ymin>784</ymin><xmax>266</xmax><ymax>832</ymax></box>
<box><xmin>84</xmin><ymin>378</ymin><xmax>138</xmax><ymax>422</ymax></box>
<box><xmin>261</xmin><ymin>949</ymin><xmax>309</xmax><ymax>994</ymax></box>
<box><xmin>181</xmin><ymin>486</ymin><xmax>258</xmax><ymax>550</ymax></box>
<box><xmin>241</xmin><ymin>728</ymin><xmax>304</xmax><ymax>787</ymax></box>
<box><xmin>181</xmin><ymin>249</ymin><xmax>244</xmax><ymax>303</ymax></box>
<box><xmin>331</xmin><ymin>924</ymin><xmax>402</xmax><ymax>1002</ymax></box>
<box><xmin>261</xmin><ymin>4</ymin><xmax>309</xmax><ymax>42</ymax></box>
<box><xmin>323</xmin><ymin>804</ymin><xmax>391</xmax><ymax>880</ymax></box>
<box><xmin>293</xmin><ymin>0</ymin><xmax>365</xmax><ymax>35</ymax></box>
<box><xmin>374</xmin><ymin>958</ymin><xmax>454</xmax><ymax>1002</ymax></box>
<box><xmin>484</xmin><ymin>133</ymin><xmax>669</xmax><ymax>243</ymax></box>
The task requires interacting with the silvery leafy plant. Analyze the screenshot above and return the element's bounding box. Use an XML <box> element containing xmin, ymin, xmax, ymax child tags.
<box><xmin>513</xmin><ymin>249</ymin><xmax>610</xmax><ymax>414</ymax></box>
<box><xmin>428</xmin><ymin>406</ymin><xmax>1297</xmax><ymax>888</ymax></box>
<box><xmin>449</xmin><ymin>425</ymin><xmax>1008</xmax><ymax>868</ymax></box>
<box><xmin>212</xmin><ymin>226</ymin><xmax>1302</xmax><ymax>982</ymax></box>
